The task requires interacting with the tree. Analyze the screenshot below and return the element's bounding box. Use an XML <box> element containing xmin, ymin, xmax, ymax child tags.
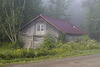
<box><xmin>0</xmin><ymin>0</ymin><xmax>7</xmax><ymax>41</ymax></box>
<box><xmin>83</xmin><ymin>0</ymin><xmax>100</xmax><ymax>41</ymax></box>
<box><xmin>82</xmin><ymin>0</ymin><xmax>99</xmax><ymax>11</ymax></box>
<box><xmin>0</xmin><ymin>0</ymin><xmax>25</xmax><ymax>42</ymax></box>
<box><xmin>0</xmin><ymin>0</ymin><xmax>43</xmax><ymax>42</ymax></box>
<box><xmin>43</xmin><ymin>0</ymin><xmax>72</xmax><ymax>20</ymax></box>
<box><xmin>23</xmin><ymin>0</ymin><xmax>43</xmax><ymax>24</ymax></box>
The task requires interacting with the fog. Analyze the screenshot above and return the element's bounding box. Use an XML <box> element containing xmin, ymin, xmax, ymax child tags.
<box><xmin>42</xmin><ymin>0</ymin><xmax>86</xmax><ymax>27</ymax></box>
<box><xmin>67</xmin><ymin>0</ymin><xmax>86</xmax><ymax>27</ymax></box>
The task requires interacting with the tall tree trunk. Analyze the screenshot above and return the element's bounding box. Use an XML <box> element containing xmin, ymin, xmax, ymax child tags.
<box><xmin>12</xmin><ymin>0</ymin><xmax>17</xmax><ymax>42</ymax></box>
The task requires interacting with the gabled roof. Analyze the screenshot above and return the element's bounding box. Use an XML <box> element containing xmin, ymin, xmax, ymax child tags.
<box><xmin>20</xmin><ymin>14</ymin><xmax>85</xmax><ymax>35</ymax></box>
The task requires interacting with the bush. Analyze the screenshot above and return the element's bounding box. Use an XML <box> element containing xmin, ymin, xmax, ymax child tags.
<box><xmin>0</xmin><ymin>42</ymin><xmax>10</xmax><ymax>48</ymax></box>
<box><xmin>8</xmin><ymin>39</ymin><xmax>24</xmax><ymax>48</ymax></box>
<box><xmin>0</xmin><ymin>49</ymin><xmax>35</xmax><ymax>60</ymax></box>
<box><xmin>25</xmin><ymin>49</ymin><xmax>35</xmax><ymax>58</ymax></box>
<box><xmin>0</xmin><ymin>53</ymin><xmax>6</xmax><ymax>59</ymax></box>
<box><xmin>0</xmin><ymin>41</ymin><xmax>2</xmax><ymax>47</ymax></box>
<box><xmin>1</xmin><ymin>35</ymin><xmax>100</xmax><ymax>60</ymax></box>
<box><xmin>40</xmin><ymin>36</ymin><xmax>55</xmax><ymax>49</ymax></box>
<box><xmin>38</xmin><ymin>35</ymin><xmax>100</xmax><ymax>57</ymax></box>
<box><xmin>57</xmin><ymin>33</ymin><xmax>66</xmax><ymax>44</ymax></box>
<box><xmin>35</xmin><ymin>47</ymin><xmax>49</xmax><ymax>57</ymax></box>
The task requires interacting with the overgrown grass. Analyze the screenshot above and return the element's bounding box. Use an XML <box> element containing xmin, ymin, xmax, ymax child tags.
<box><xmin>1</xmin><ymin>36</ymin><xmax>100</xmax><ymax>66</ymax></box>
<box><xmin>0</xmin><ymin>49</ymin><xmax>100</xmax><ymax>66</ymax></box>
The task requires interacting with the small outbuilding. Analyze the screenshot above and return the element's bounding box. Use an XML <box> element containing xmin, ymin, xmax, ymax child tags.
<box><xmin>19</xmin><ymin>14</ymin><xmax>85</xmax><ymax>48</ymax></box>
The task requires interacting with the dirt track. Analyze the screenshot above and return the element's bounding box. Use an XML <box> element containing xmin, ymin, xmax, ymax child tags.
<box><xmin>7</xmin><ymin>54</ymin><xmax>100</xmax><ymax>67</ymax></box>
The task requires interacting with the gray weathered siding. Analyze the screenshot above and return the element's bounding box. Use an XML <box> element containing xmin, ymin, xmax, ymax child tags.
<box><xmin>19</xmin><ymin>17</ymin><xmax>83</xmax><ymax>48</ymax></box>
<box><xmin>66</xmin><ymin>34</ymin><xmax>83</xmax><ymax>42</ymax></box>
<box><xmin>46</xmin><ymin>22</ymin><xmax>60</xmax><ymax>42</ymax></box>
<box><xmin>19</xmin><ymin>17</ymin><xmax>60</xmax><ymax>48</ymax></box>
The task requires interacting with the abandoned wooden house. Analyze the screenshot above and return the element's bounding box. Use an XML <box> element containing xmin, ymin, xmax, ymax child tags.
<box><xmin>19</xmin><ymin>14</ymin><xmax>85</xmax><ymax>48</ymax></box>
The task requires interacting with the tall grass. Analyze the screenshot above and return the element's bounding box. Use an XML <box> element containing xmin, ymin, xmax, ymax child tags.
<box><xmin>0</xmin><ymin>36</ymin><xmax>100</xmax><ymax>65</ymax></box>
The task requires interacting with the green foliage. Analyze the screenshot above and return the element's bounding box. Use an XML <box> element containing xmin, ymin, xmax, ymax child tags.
<box><xmin>35</xmin><ymin>48</ymin><xmax>49</xmax><ymax>57</ymax></box>
<box><xmin>0</xmin><ymin>0</ymin><xmax>43</xmax><ymax>42</ymax></box>
<box><xmin>0</xmin><ymin>53</ymin><xmax>6</xmax><ymax>60</ymax></box>
<box><xmin>0</xmin><ymin>0</ymin><xmax>24</xmax><ymax>42</ymax></box>
<box><xmin>0</xmin><ymin>48</ymin><xmax>35</xmax><ymax>60</ymax></box>
<box><xmin>82</xmin><ymin>0</ymin><xmax>100</xmax><ymax>41</ymax></box>
<box><xmin>1</xmin><ymin>35</ymin><xmax>100</xmax><ymax>65</ymax></box>
<box><xmin>7</xmin><ymin>39</ymin><xmax>23</xmax><ymax>48</ymax></box>
<box><xmin>26</xmin><ymin>49</ymin><xmax>35</xmax><ymax>58</ymax></box>
<box><xmin>40</xmin><ymin>33</ymin><xmax>66</xmax><ymax>50</ymax></box>
<box><xmin>0</xmin><ymin>42</ymin><xmax>10</xmax><ymax>48</ymax></box>
<box><xmin>15</xmin><ymin>39</ymin><xmax>24</xmax><ymax>48</ymax></box>
<box><xmin>43</xmin><ymin>0</ymin><xmax>72</xmax><ymax>20</ymax></box>
<box><xmin>0</xmin><ymin>41</ymin><xmax>3</xmax><ymax>47</ymax></box>
<box><xmin>41</xmin><ymin>36</ymin><xmax>55</xmax><ymax>49</ymax></box>
<box><xmin>36</xmin><ymin>35</ymin><xmax>100</xmax><ymax>57</ymax></box>
<box><xmin>0</xmin><ymin>39</ymin><xmax>23</xmax><ymax>49</ymax></box>
<box><xmin>23</xmin><ymin>0</ymin><xmax>43</xmax><ymax>24</ymax></box>
<box><xmin>57</xmin><ymin>33</ymin><xmax>66</xmax><ymax>44</ymax></box>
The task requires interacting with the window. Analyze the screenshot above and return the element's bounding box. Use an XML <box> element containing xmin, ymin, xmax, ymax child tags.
<box><xmin>36</xmin><ymin>24</ymin><xmax>45</xmax><ymax>31</ymax></box>
<box><xmin>37</xmin><ymin>24</ymin><xmax>40</xmax><ymax>31</ymax></box>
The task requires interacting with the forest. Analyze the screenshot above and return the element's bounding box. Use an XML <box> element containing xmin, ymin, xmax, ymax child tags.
<box><xmin>0</xmin><ymin>0</ymin><xmax>100</xmax><ymax>66</ymax></box>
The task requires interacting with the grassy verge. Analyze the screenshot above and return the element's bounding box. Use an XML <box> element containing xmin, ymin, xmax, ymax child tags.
<box><xmin>1</xmin><ymin>36</ymin><xmax>100</xmax><ymax>66</ymax></box>
<box><xmin>0</xmin><ymin>49</ymin><xmax>100</xmax><ymax>66</ymax></box>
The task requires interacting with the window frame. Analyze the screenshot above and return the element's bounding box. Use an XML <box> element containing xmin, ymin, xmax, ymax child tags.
<box><xmin>36</xmin><ymin>23</ymin><xmax>46</xmax><ymax>32</ymax></box>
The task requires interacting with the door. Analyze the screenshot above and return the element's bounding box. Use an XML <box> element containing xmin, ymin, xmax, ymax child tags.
<box><xmin>33</xmin><ymin>36</ymin><xmax>45</xmax><ymax>48</ymax></box>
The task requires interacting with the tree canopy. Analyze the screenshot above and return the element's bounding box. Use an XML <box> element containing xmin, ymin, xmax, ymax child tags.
<box><xmin>43</xmin><ymin>0</ymin><xmax>72</xmax><ymax>20</ymax></box>
<box><xmin>83</xmin><ymin>0</ymin><xmax>100</xmax><ymax>41</ymax></box>
<box><xmin>0</xmin><ymin>0</ymin><xmax>43</xmax><ymax>42</ymax></box>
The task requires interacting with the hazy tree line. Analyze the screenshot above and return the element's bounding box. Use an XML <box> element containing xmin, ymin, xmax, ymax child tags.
<box><xmin>82</xmin><ymin>0</ymin><xmax>100</xmax><ymax>41</ymax></box>
<box><xmin>0</xmin><ymin>0</ymin><xmax>43</xmax><ymax>42</ymax></box>
<box><xmin>43</xmin><ymin>0</ymin><xmax>73</xmax><ymax>20</ymax></box>
<box><xmin>0</xmin><ymin>0</ymin><xmax>72</xmax><ymax>43</ymax></box>
<box><xmin>0</xmin><ymin>0</ymin><xmax>100</xmax><ymax>43</ymax></box>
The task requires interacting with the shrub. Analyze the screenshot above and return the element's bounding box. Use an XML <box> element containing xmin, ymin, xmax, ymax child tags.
<box><xmin>8</xmin><ymin>39</ymin><xmax>24</xmax><ymax>49</ymax></box>
<box><xmin>41</xmin><ymin>36</ymin><xmax>55</xmax><ymax>49</ymax></box>
<box><xmin>1</xmin><ymin>35</ymin><xmax>100</xmax><ymax>60</ymax></box>
<box><xmin>25</xmin><ymin>49</ymin><xmax>35</xmax><ymax>58</ymax></box>
<box><xmin>0</xmin><ymin>48</ymin><xmax>35</xmax><ymax>60</ymax></box>
<box><xmin>15</xmin><ymin>39</ymin><xmax>24</xmax><ymax>48</ymax></box>
<box><xmin>35</xmin><ymin>47</ymin><xmax>49</xmax><ymax>57</ymax></box>
<box><xmin>0</xmin><ymin>41</ymin><xmax>2</xmax><ymax>47</ymax></box>
<box><xmin>57</xmin><ymin>33</ymin><xmax>66</xmax><ymax>44</ymax></box>
<box><xmin>48</xmin><ymin>48</ymin><xmax>57</xmax><ymax>55</ymax></box>
<box><xmin>0</xmin><ymin>53</ymin><xmax>6</xmax><ymax>59</ymax></box>
<box><xmin>8</xmin><ymin>42</ymin><xmax>16</xmax><ymax>48</ymax></box>
<box><xmin>0</xmin><ymin>42</ymin><xmax>10</xmax><ymax>48</ymax></box>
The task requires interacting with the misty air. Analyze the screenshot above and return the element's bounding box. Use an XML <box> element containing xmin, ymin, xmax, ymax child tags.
<box><xmin>0</xmin><ymin>0</ymin><xmax>100</xmax><ymax>67</ymax></box>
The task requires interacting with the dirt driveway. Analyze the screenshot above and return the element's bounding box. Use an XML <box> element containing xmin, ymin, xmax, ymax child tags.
<box><xmin>6</xmin><ymin>54</ymin><xmax>100</xmax><ymax>67</ymax></box>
